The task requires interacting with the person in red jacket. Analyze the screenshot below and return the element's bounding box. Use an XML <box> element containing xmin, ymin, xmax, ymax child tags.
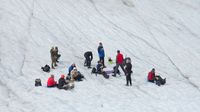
<box><xmin>148</xmin><ymin>68</ymin><xmax>155</xmax><ymax>83</ymax></box>
<box><xmin>113</xmin><ymin>50</ymin><xmax>126</xmax><ymax>77</ymax></box>
<box><xmin>148</xmin><ymin>68</ymin><xmax>166</xmax><ymax>86</ymax></box>
<box><xmin>47</xmin><ymin>75</ymin><xmax>57</xmax><ymax>87</ymax></box>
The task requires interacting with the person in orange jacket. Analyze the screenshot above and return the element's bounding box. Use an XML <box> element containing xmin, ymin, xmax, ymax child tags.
<box><xmin>47</xmin><ymin>75</ymin><xmax>57</xmax><ymax>87</ymax></box>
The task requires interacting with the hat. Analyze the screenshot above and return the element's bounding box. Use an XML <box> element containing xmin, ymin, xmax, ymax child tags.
<box><xmin>61</xmin><ymin>74</ymin><xmax>65</xmax><ymax>78</ymax></box>
<box><xmin>117</xmin><ymin>50</ymin><xmax>120</xmax><ymax>53</ymax></box>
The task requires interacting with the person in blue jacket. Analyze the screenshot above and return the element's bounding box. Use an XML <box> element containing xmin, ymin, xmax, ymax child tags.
<box><xmin>68</xmin><ymin>63</ymin><xmax>76</xmax><ymax>76</ymax></box>
<box><xmin>97</xmin><ymin>42</ymin><xmax>105</xmax><ymax>67</ymax></box>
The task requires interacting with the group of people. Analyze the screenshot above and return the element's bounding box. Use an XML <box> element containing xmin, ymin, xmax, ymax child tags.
<box><xmin>84</xmin><ymin>42</ymin><xmax>166</xmax><ymax>86</ymax></box>
<box><xmin>46</xmin><ymin>63</ymin><xmax>85</xmax><ymax>90</ymax></box>
<box><xmin>45</xmin><ymin>42</ymin><xmax>166</xmax><ymax>89</ymax></box>
<box><xmin>47</xmin><ymin>74</ymin><xmax>74</xmax><ymax>90</ymax></box>
<box><xmin>84</xmin><ymin>42</ymin><xmax>133</xmax><ymax>86</ymax></box>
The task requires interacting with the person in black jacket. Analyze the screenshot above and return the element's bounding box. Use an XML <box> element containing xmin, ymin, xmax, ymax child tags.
<box><xmin>84</xmin><ymin>51</ymin><xmax>93</xmax><ymax>68</ymax></box>
<box><xmin>58</xmin><ymin>75</ymin><xmax>75</xmax><ymax>90</ymax></box>
<box><xmin>124</xmin><ymin>59</ymin><xmax>132</xmax><ymax>86</ymax></box>
<box><xmin>57</xmin><ymin>75</ymin><xmax>67</xmax><ymax>89</ymax></box>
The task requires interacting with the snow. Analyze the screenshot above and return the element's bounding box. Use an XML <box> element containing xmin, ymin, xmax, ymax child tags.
<box><xmin>0</xmin><ymin>0</ymin><xmax>200</xmax><ymax>112</ymax></box>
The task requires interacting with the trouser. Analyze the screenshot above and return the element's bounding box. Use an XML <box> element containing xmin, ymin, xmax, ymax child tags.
<box><xmin>56</xmin><ymin>54</ymin><xmax>61</xmax><ymax>62</ymax></box>
<box><xmin>85</xmin><ymin>57</ymin><xmax>91</xmax><ymax>67</ymax></box>
<box><xmin>51</xmin><ymin>57</ymin><xmax>57</xmax><ymax>68</ymax></box>
<box><xmin>99</xmin><ymin>57</ymin><xmax>105</xmax><ymax>67</ymax></box>
<box><xmin>114</xmin><ymin>63</ymin><xmax>125</xmax><ymax>76</ymax></box>
<box><xmin>126</xmin><ymin>74</ymin><xmax>132</xmax><ymax>86</ymax></box>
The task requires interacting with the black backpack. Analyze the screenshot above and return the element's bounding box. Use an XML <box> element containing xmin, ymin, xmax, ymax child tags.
<box><xmin>91</xmin><ymin>67</ymin><xmax>97</xmax><ymax>74</ymax></box>
<box><xmin>35</xmin><ymin>79</ymin><xmax>42</xmax><ymax>87</ymax></box>
<box><xmin>102</xmin><ymin>71</ymin><xmax>109</xmax><ymax>79</ymax></box>
<box><xmin>41</xmin><ymin>65</ymin><xmax>50</xmax><ymax>72</ymax></box>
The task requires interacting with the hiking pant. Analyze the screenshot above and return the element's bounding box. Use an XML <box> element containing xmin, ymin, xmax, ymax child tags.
<box><xmin>126</xmin><ymin>74</ymin><xmax>132</xmax><ymax>86</ymax></box>
<box><xmin>99</xmin><ymin>57</ymin><xmax>105</xmax><ymax>67</ymax></box>
<box><xmin>51</xmin><ymin>56</ymin><xmax>57</xmax><ymax>68</ymax></box>
<box><xmin>114</xmin><ymin>63</ymin><xmax>125</xmax><ymax>76</ymax></box>
<box><xmin>85</xmin><ymin>57</ymin><xmax>91</xmax><ymax>67</ymax></box>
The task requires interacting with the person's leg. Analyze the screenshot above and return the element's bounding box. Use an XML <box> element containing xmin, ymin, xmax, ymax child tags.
<box><xmin>113</xmin><ymin>64</ymin><xmax>120</xmax><ymax>76</ymax></box>
<box><xmin>129</xmin><ymin>74</ymin><xmax>132</xmax><ymax>86</ymax></box>
<box><xmin>100</xmin><ymin>57</ymin><xmax>104</xmax><ymax>67</ymax></box>
<box><xmin>51</xmin><ymin>60</ymin><xmax>54</xmax><ymax>69</ymax></box>
<box><xmin>119</xmin><ymin>64</ymin><xmax>126</xmax><ymax>74</ymax></box>
<box><xmin>84</xmin><ymin>59</ymin><xmax>87</xmax><ymax>66</ymax></box>
<box><xmin>126</xmin><ymin>75</ymin><xmax>129</xmax><ymax>86</ymax></box>
<box><xmin>88</xmin><ymin>59</ymin><xmax>91</xmax><ymax>68</ymax></box>
<box><xmin>102</xmin><ymin>57</ymin><xmax>105</xmax><ymax>67</ymax></box>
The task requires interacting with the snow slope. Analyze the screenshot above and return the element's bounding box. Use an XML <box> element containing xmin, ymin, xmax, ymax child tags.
<box><xmin>0</xmin><ymin>0</ymin><xmax>200</xmax><ymax>112</ymax></box>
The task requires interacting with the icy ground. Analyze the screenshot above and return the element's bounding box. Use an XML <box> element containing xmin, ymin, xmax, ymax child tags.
<box><xmin>0</xmin><ymin>0</ymin><xmax>200</xmax><ymax>112</ymax></box>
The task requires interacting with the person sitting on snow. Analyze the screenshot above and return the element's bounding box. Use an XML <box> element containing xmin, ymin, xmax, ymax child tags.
<box><xmin>47</xmin><ymin>75</ymin><xmax>57</xmax><ymax>87</ymax></box>
<box><xmin>147</xmin><ymin>68</ymin><xmax>166</xmax><ymax>86</ymax></box>
<box><xmin>96</xmin><ymin>60</ymin><xmax>104</xmax><ymax>74</ymax></box>
<box><xmin>57</xmin><ymin>74</ymin><xmax>74</xmax><ymax>90</ymax></box>
<box><xmin>70</xmin><ymin>67</ymin><xmax>84</xmax><ymax>81</ymax></box>
<box><xmin>68</xmin><ymin>63</ymin><xmax>76</xmax><ymax>76</ymax></box>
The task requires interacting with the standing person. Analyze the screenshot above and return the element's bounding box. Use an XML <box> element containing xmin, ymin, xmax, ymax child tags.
<box><xmin>124</xmin><ymin>59</ymin><xmax>132</xmax><ymax>86</ymax></box>
<box><xmin>55</xmin><ymin>46</ymin><xmax>61</xmax><ymax>62</ymax></box>
<box><xmin>97</xmin><ymin>42</ymin><xmax>105</xmax><ymax>67</ymax></box>
<box><xmin>84</xmin><ymin>51</ymin><xmax>93</xmax><ymax>68</ymax></box>
<box><xmin>113</xmin><ymin>50</ymin><xmax>126</xmax><ymax>77</ymax></box>
<box><xmin>47</xmin><ymin>75</ymin><xmax>57</xmax><ymax>87</ymax></box>
<box><xmin>50</xmin><ymin>47</ymin><xmax>57</xmax><ymax>69</ymax></box>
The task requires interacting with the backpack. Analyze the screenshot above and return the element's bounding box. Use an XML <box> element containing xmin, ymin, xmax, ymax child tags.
<box><xmin>91</xmin><ymin>67</ymin><xmax>97</xmax><ymax>74</ymax></box>
<box><xmin>102</xmin><ymin>71</ymin><xmax>109</xmax><ymax>79</ymax></box>
<box><xmin>41</xmin><ymin>65</ymin><xmax>50</xmax><ymax>72</ymax></box>
<box><xmin>35</xmin><ymin>78</ymin><xmax>42</xmax><ymax>86</ymax></box>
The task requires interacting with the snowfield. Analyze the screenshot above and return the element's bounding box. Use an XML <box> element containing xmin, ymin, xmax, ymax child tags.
<box><xmin>0</xmin><ymin>0</ymin><xmax>200</xmax><ymax>112</ymax></box>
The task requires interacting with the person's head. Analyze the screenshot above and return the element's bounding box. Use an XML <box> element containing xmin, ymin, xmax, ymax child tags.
<box><xmin>126</xmin><ymin>59</ymin><xmax>131</xmax><ymax>63</ymax></box>
<box><xmin>73</xmin><ymin>67</ymin><xmax>77</xmax><ymax>71</ymax></box>
<box><xmin>51</xmin><ymin>74</ymin><xmax>54</xmax><ymax>78</ymax></box>
<box><xmin>72</xmin><ymin>63</ymin><xmax>76</xmax><ymax>67</ymax></box>
<box><xmin>55</xmin><ymin>46</ymin><xmax>58</xmax><ymax>50</ymax></box>
<box><xmin>61</xmin><ymin>74</ymin><xmax>65</xmax><ymax>78</ymax></box>
<box><xmin>152</xmin><ymin>68</ymin><xmax>155</xmax><ymax>73</ymax></box>
<box><xmin>117</xmin><ymin>50</ymin><xmax>120</xmax><ymax>54</ymax></box>
<box><xmin>99</xmin><ymin>42</ymin><xmax>102</xmax><ymax>46</ymax></box>
<box><xmin>51</xmin><ymin>47</ymin><xmax>54</xmax><ymax>49</ymax></box>
<box><xmin>108</xmin><ymin>57</ymin><xmax>112</xmax><ymax>61</ymax></box>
